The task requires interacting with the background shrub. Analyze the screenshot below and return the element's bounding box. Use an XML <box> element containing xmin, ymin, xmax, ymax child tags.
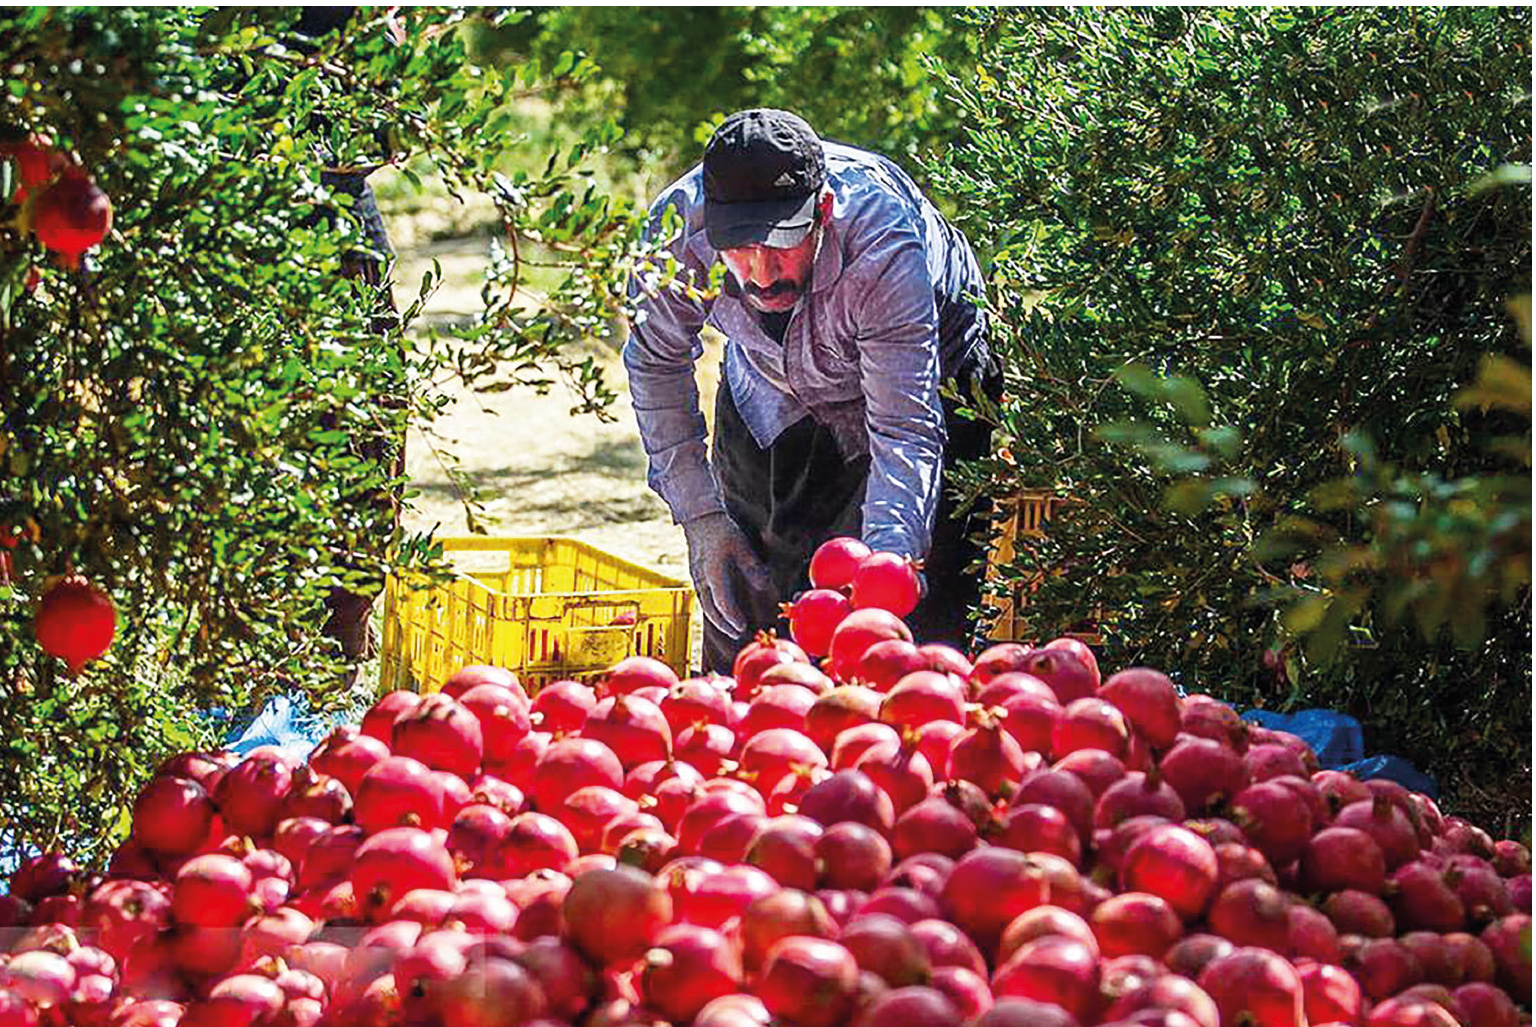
<box><xmin>933</xmin><ymin>7</ymin><xmax>1530</xmax><ymax>829</ymax></box>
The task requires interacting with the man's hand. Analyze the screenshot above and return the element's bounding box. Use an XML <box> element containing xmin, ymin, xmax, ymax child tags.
<box><xmin>682</xmin><ymin>512</ymin><xmax>776</xmax><ymax>637</ymax></box>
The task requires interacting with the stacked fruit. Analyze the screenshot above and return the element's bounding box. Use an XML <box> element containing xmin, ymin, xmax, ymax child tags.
<box><xmin>0</xmin><ymin>539</ymin><xmax>1529</xmax><ymax>1027</ymax></box>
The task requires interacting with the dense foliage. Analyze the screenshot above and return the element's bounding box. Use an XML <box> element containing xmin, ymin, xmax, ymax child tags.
<box><xmin>0</xmin><ymin>7</ymin><xmax>666</xmax><ymax>866</ymax></box>
<box><xmin>497</xmin><ymin>7</ymin><xmax>971</xmax><ymax>187</ymax></box>
<box><xmin>933</xmin><ymin>7</ymin><xmax>1531</xmax><ymax>827</ymax></box>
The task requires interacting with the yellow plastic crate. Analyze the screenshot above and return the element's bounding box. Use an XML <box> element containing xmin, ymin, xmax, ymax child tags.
<box><xmin>379</xmin><ymin>537</ymin><xmax>694</xmax><ymax>695</ymax></box>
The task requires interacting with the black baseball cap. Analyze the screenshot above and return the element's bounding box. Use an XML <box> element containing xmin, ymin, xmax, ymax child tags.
<box><xmin>702</xmin><ymin>109</ymin><xmax>827</xmax><ymax>250</ymax></box>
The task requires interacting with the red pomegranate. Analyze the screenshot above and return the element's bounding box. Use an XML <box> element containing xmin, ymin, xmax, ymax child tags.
<box><xmin>849</xmin><ymin>551</ymin><xmax>923</xmax><ymax>617</ymax></box>
<box><xmin>1121</xmin><ymin>823</ymin><xmax>1220</xmax><ymax>921</ymax></box>
<box><xmin>131</xmin><ymin>776</ymin><xmax>214</xmax><ymax>857</ymax></box>
<box><xmin>353</xmin><ymin>754</ymin><xmax>447</xmax><ymax>833</ymax></box>
<box><xmin>359</xmin><ymin>689</ymin><xmax>421</xmax><ymax>742</ymax></box>
<box><xmin>528</xmin><ymin>737</ymin><xmax>624</xmax><ymax>813</ymax></box>
<box><xmin>33</xmin><ymin>574</ymin><xmax>115</xmax><ymax>674</ymax></box>
<box><xmin>3</xmin><ymin>134</ymin><xmax>66</xmax><ymax>202</ymax></box>
<box><xmin>1017</xmin><ymin>646</ymin><xmax>1098</xmax><ymax>704</ymax></box>
<box><xmin>828</xmin><ymin>608</ymin><xmax>913</xmax><ymax>682</ymax></box>
<box><xmin>738</xmin><ymin>889</ymin><xmax>838</xmax><ymax>972</ymax></box>
<box><xmin>944</xmin><ymin>848</ymin><xmax>1087</xmax><ymax>953</ymax></box>
<box><xmin>1346</xmin><ymin>937</ymin><xmax>1426</xmax><ymax>1002</ymax></box>
<box><xmin>638</xmin><ymin>923</ymin><xmax>743</xmax><ymax>1022</ymax></box>
<box><xmin>757</xmin><ymin>936</ymin><xmax>861</xmax><ymax>1027</ymax></box>
<box><xmin>30</xmin><ymin>167</ymin><xmax>112</xmax><ymax>268</ymax></box>
<box><xmin>850</xmin><ymin>985</ymin><xmax>964</xmax><ymax>1027</ymax></box>
<box><xmin>530</xmin><ymin>679</ymin><xmax>597</xmax><ymax>734</ymax></box>
<box><xmin>733</xmin><ymin>634</ymin><xmax>809</xmax><ymax>698</ymax></box>
<box><xmin>1053</xmin><ymin>698</ymin><xmax>1132</xmax><ymax>759</ymax></box>
<box><xmin>1090</xmin><ymin>891</ymin><xmax>1183</xmax><ymax>959</ymax></box>
<box><xmin>1453</xmin><ymin>981</ymin><xmax>1519</xmax><ymax>1027</ymax></box>
<box><xmin>855</xmin><ymin>638</ymin><xmax>930</xmax><ymax>691</ymax></box>
<box><xmin>561</xmin><ymin>864</ymin><xmax>672</xmax><ymax>967</ymax></box>
<box><xmin>804</xmin><ymin>685</ymin><xmax>882</xmax><ymax>752</ymax></box>
<box><xmin>1158</xmin><ymin>736</ymin><xmax>1249</xmax><ymax>813</ymax></box>
<box><xmin>809</xmin><ymin>536</ymin><xmax>873</xmax><ymax>591</ymax></box>
<box><xmin>1301</xmin><ymin>826</ymin><xmax>1388</xmax><ymax>894</ymax></box>
<box><xmin>1208</xmin><ymin>877</ymin><xmax>1293</xmax><ymax>952</ymax></box>
<box><xmin>1228</xmin><ymin>779</ymin><xmax>1315</xmax><ymax>867</ymax></box>
<box><xmin>582</xmin><ymin>694</ymin><xmax>673</xmax><ymax>769</ymax></box>
<box><xmin>1335</xmin><ymin>795</ymin><xmax>1422</xmax><ymax>869</ymax></box>
<box><xmin>1180</xmin><ymin>697</ymin><xmax>1249</xmax><ymax>751</ymax></box>
<box><xmin>1197</xmin><ymin>947</ymin><xmax>1304</xmax><ymax>1027</ymax></box>
<box><xmin>605</xmin><ymin>655</ymin><xmax>680</xmax><ymax>696</ymax></box>
<box><xmin>390</xmin><ymin>693</ymin><xmax>484</xmax><ymax>779</ymax></box>
<box><xmin>438</xmin><ymin>663</ymin><xmax>520</xmax><ymax>698</ymax></box>
<box><xmin>797</xmin><ymin>768</ymin><xmax>896</xmax><ymax>833</ymax></box>
<box><xmin>991</xmin><ymin>935</ymin><xmax>1101</xmax><ymax>1023</ymax></box>
<box><xmin>1287</xmin><ymin>902</ymin><xmax>1342</xmax><ymax>964</ymax></box>
<box><xmin>1094</xmin><ymin>770</ymin><xmax>1186</xmax><ymax>830</ymax></box>
<box><xmin>998</xmin><ymin>803</ymin><xmax>1083</xmax><ymax>866</ymax></box>
<box><xmin>785</xmin><ymin>588</ymin><xmax>852</xmax><ymax>657</ymax></box>
<box><xmin>661</xmin><ymin>677</ymin><xmax>734</xmax><ymax>734</ymax></box>
<box><xmin>171</xmin><ymin>853</ymin><xmax>256</xmax><ymax>928</ymax></box>
<box><xmin>457</xmin><ymin>683</ymin><xmax>532</xmax><ymax>770</ymax></box>
<box><xmin>350</xmin><ymin>826</ymin><xmax>457</xmax><ymax>922</ymax></box>
<box><xmin>1099</xmin><ymin>667</ymin><xmax>1182</xmax><ymax>748</ymax></box>
<box><xmin>1480</xmin><ymin>914</ymin><xmax>1531</xmax><ymax>1000</ymax></box>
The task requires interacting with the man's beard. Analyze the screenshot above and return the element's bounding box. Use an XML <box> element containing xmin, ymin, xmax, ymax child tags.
<box><xmin>744</xmin><ymin>279</ymin><xmax>801</xmax><ymax>304</ymax></box>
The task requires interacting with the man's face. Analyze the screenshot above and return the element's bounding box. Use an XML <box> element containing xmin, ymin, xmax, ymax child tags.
<box><xmin>719</xmin><ymin>224</ymin><xmax>820</xmax><ymax>314</ymax></box>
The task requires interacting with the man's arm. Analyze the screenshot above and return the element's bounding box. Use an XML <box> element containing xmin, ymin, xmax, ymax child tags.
<box><xmin>852</xmin><ymin>229</ymin><xmax>947</xmax><ymax>561</ymax></box>
<box><xmin>622</xmin><ymin>199</ymin><xmax>727</xmax><ymax>526</ymax></box>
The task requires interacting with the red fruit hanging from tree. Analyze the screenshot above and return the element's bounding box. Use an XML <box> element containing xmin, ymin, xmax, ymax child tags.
<box><xmin>1</xmin><ymin>133</ymin><xmax>66</xmax><ymax>202</ymax></box>
<box><xmin>28</xmin><ymin>166</ymin><xmax>112</xmax><ymax>269</ymax></box>
<box><xmin>34</xmin><ymin>574</ymin><xmax>116</xmax><ymax>674</ymax></box>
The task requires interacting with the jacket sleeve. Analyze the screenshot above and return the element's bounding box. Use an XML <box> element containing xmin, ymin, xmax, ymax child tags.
<box><xmin>621</xmin><ymin>192</ymin><xmax>728</xmax><ymax>526</ymax></box>
<box><xmin>849</xmin><ymin>225</ymin><xmax>947</xmax><ymax>561</ymax></box>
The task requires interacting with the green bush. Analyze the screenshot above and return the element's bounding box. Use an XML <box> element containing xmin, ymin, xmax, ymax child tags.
<box><xmin>497</xmin><ymin>7</ymin><xmax>970</xmax><ymax>186</ymax></box>
<box><xmin>0</xmin><ymin>7</ymin><xmax>664</xmax><ymax>866</ymax></box>
<box><xmin>934</xmin><ymin>7</ymin><xmax>1531</xmax><ymax>829</ymax></box>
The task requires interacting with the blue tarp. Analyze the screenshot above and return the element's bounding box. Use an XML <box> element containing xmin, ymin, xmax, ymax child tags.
<box><xmin>1240</xmin><ymin>707</ymin><xmax>1439</xmax><ymax>800</ymax></box>
<box><xmin>221</xmin><ymin>693</ymin><xmax>346</xmax><ymax>763</ymax></box>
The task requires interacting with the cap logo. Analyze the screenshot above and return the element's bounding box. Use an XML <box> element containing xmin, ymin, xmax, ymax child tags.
<box><xmin>773</xmin><ymin>171</ymin><xmax>796</xmax><ymax>188</ymax></box>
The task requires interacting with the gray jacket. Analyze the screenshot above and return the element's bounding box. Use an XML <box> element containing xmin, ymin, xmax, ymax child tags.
<box><xmin>623</xmin><ymin>140</ymin><xmax>990</xmax><ymax>560</ymax></box>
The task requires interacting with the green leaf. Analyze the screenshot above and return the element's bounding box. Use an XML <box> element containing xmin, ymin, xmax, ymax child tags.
<box><xmin>1454</xmin><ymin>354</ymin><xmax>1531</xmax><ymax>416</ymax></box>
<box><xmin>1094</xmin><ymin>421</ymin><xmax>1159</xmax><ymax>446</ymax></box>
<box><xmin>1303</xmin><ymin>596</ymin><xmax>1354</xmax><ymax>669</ymax></box>
<box><xmin>1469</xmin><ymin>163</ymin><xmax>1532</xmax><ymax>194</ymax></box>
<box><xmin>1163</xmin><ymin>376</ymin><xmax>1212</xmax><ymax>427</ymax></box>
<box><xmin>1114</xmin><ymin>362</ymin><xmax>1161</xmax><ymax>400</ymax></box>
<box><xmin>1197</xmin><ymin>426</ymin><xmax>1243</xmax><ymax>459</ymax></box>
<box><xmin>1282</xmin><ymin>594</ymin><xmax>1329</xmax><ymax>635</ymax></box>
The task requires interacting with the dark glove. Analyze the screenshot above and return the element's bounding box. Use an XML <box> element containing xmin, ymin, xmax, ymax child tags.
<box><xmin>682</xmin><ymin>512</ymin><xmax>776</xmax><ymax>637</ymax></box>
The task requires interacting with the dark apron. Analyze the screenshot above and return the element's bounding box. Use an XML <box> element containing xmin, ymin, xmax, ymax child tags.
<box><xmin>704</xmin><ymin>346</ymin><xmax>1001</xmax><ymax>674</ymax></box>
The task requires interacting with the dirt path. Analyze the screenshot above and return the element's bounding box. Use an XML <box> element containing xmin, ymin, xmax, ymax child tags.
<box><xmin>389</xmin><ymin>232</ymin><xmax>720</xmax><ymax>666</ymax></box>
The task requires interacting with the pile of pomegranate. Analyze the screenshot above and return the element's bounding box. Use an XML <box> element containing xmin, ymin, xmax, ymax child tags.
<box><xmin>0</xmin><ymin>538</ymin><xmax>1529</xmax><ymax>1027</ymax></box>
